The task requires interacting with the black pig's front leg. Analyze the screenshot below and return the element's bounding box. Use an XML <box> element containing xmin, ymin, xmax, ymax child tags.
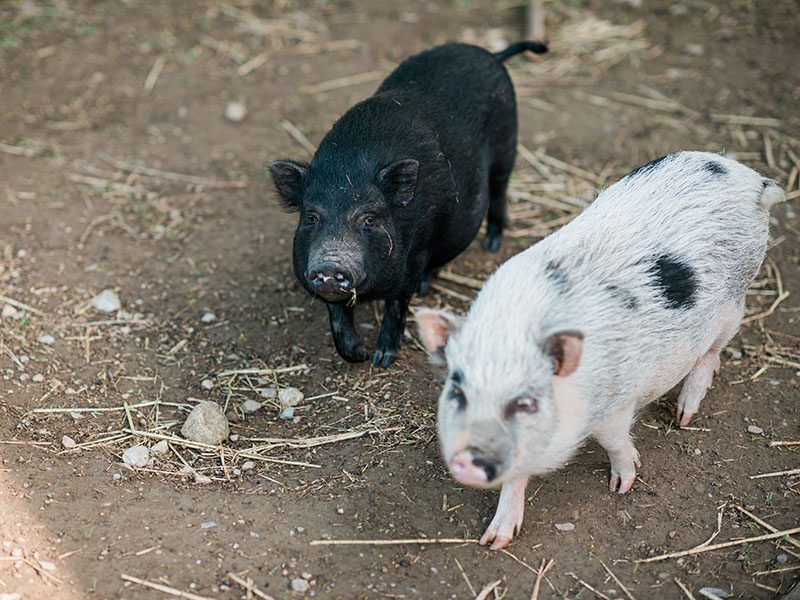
<box><xmin>373</xmin><ymin>292</ymin><xmax>413</xmax><ymax>368</ymax></box>
<box><xmin>327</xmin><ymin>303</ymin><xmax>369</xmax><ymax>363</ymax></box>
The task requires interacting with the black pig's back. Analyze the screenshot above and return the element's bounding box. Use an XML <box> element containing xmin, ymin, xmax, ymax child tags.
<box><xmin>375</xmin><ymin>44</ymin><xmax>517</xmax><ymax>266</ymax></box>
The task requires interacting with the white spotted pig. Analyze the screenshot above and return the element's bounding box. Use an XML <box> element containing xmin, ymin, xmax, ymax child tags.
<box><xmin>416</xmin><ymin>151</ymin><xmax>785</xmax><ymax>549</ymax></box>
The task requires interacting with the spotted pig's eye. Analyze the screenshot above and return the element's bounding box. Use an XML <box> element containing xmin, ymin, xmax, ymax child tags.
<box><xmin>450</xmin><ymin>386</ymin><xmax>466</xmax><ymax>410</ymax></box>
<box><xmin>506</xmin><ymin>396</ymin><xmax>537</xmax><ymax>418</ymax></box>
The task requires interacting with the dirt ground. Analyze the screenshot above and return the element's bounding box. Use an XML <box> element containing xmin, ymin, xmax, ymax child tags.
<box><xmin>1</xmin><ymin>1</ymin><xmax>799</xmax><ymax>599</ymax></box>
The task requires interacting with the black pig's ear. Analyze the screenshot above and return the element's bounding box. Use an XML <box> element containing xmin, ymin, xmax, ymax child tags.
<box><xmin>377</xmin><ymin>159</ymin><xmax>419</xmax><ymax>207</ymax></box>
<box><xmin>269</xmin><ymin>160</ymin><xmax>309</xmax><ymax>212</ymax></box>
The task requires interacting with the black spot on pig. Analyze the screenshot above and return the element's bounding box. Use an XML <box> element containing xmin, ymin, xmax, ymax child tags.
<box><xmin>703</xmin><ymin>161</ymin><xmax>727</xmax><ymax>176</ymax></box>
<box><xmin>606</xmin><ymin>284</ymin><xmax>638</xmax><ymax>310</ymax></box>
<box><xmin>545</xmin><ymin>260</ymin><xmax>570</xmax><ymax>291</ymax></box>
<box><xmin>451</xmin><ymin>369</ymin><xmax>464</xmax><ymax>386</ymax></box>
<box><xmin>648</xmin><ymin>254</ymin><xmax>697</xmax><ymax>309</ymax></box>
<box><xmin>624</xmin><ymin>154</ymin><xmax>670</xmax><ymax>180</ymax></box>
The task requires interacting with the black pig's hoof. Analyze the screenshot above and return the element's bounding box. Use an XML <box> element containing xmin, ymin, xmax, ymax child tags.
<box><xmin>482</xmin><ymin>231</ymin><xmax>502</xmax><ymax>253</ymax></box>
<box><xmin>372</xmin><ymin>347</ymin><xmax>397</xmax><ymax>369</ymax></box>
<box><xmin>340</xmin><ymin>345</ymin><xmax>370</xmax><ymax>363</ymax></box>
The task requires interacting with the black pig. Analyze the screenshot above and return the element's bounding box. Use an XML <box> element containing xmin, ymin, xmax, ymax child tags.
<box><xmin>270</xmin><ymin>41</ymin><xmax>547</xmax><ymax>367</ymax></box>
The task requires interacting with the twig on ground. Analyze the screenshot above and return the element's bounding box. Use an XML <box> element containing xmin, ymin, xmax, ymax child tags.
<box><xmin>567</xmin><ymin>572</ymin><xmax>611</xmax><ymax>599</ymax></box>
<box><xmin>749</xmin><ymin>468</ymin><xmax>800</xmax><ymax>480</ymax></box>
<box><xmin>0</xmin><ymin>294</ymin><xmax>45</xmax><ymax>315</ymax></box>
<box><xmin>475</xmin><ymin>579</ymin><xmax>502</xmax><ymax>600</ymax></box>
<box><xmin>298</xmin><ymin>70</ymin><xmax>384</xmax><ymax>95</ymax></box>
<box><xmin>454</xmin><ymin>557</ymin><xmax>476</xmax><ymax>597</ymax></box>
<box><xmin>120</xmin><ymin>574</ymin><xmax>212</xmax><ymax>600</ymax></box>
<box><xmin>280</xmin><ymin>120</ymin><xmax>316</xmax><ymax>155</ymax></box>
<box><xmin>710</xmin><ymin>113</ymin><xmax>781</xmax><ymax>128</ymax></box>
<box><xmin>637</xmin><ymin>526</ymin><xmax>800</xmax><ymax>563</ymax></box>
<box><xmin>216</xmin><ymin>364</ymin><xmax>308</xmax><ymax>378</ymax></box>
<box><xmin>674</xmin><ymin>578</ymin><xmax>696</xmax><ymax>600</ymax></box>
<box><xmin>733</xmin><ymin>505</ymin><xmax>800</xmax><ymax>551</ymax></box>
<box><xmin>100</xmin><ymin>153</ymin><xmax>247</xmax><ymax>189</ymax></box>
<box><xmin>144</xmin><ymin>56</ymin><xmax>167</xmax><ymax>93</ymax></box>
<box><xmin>531</xmin><ymin>559</ymin><xmax>555</xmax><ymax>600</ymax></box>
<box><xmin>227</xmin><ymin>572</ymin><xmax>277</xmax><ymax>600</ymax></box>
<box><xmin>310</xmin><ymin>537</ymin><xmax>478</xmax><ymax>546</ymax></box>
<box><xmin>600</xmin><ymin>560</ymin><xmax>636</xmax><ymax>600</ymax></box>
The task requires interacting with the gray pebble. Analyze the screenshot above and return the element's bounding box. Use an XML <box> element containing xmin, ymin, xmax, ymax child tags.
<box><xmin>291</xmin><ymin>578</ymin><xmax>310</xmax><ymax>593</ymax></box>
<box><xmin>242</xmin><ymin>399</ymin><xmax>262</xmax><ymax>414</ymax></box>
<box><xmin>747</xmin><ymin>425</ymin><xmax>763</xmax><ymax>435</ymax></box>
<box><xmin>279</xmin><ymin>387</ymin><xmax>304</xmax><ymax>407</ymax></box>
<box><xmin>122</xmin><ymin>445</ymin><xmax>149</xmax><ymax>467</ymax></box>
<box><xmin>91</xmin><ymin>289</ymin><xmax>121</xmax><ymax>313</ymax></box>
<box><xmin>555</xmin><ymin>522</ymin><xmax>575</xmax><ymax>531</ymax></box>
<box><xmin>181</xmin><ymin>402</ymin><xmax>229</xmax><ymax>445</ymax></box>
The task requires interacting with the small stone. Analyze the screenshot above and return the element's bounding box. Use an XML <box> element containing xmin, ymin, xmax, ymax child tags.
<box><xmin>278</xmin><ymin>387</ymin><xmax>304</xmax><ymax>407</ymax></box>
<box><xmin>201</xmin><ymin>379</ymin><xmax>214</xmax><ymax>390</ymax></box>
<box><xmin>61</xmin><ymin>435</ymin><xmax>76</xmax><ymax>449</ymax></box>
<box><xmin>693</xmin><ymin>448</ymin><xmax>701</xmax><ymax>455</ymax></box>
<box><xmin>32</xmin><ymin>374</ymin><xmax>44</xmax><ymax>383</ymax></box>
<box><xmin>229</xmin><ymin>434</ymin><xmax>239</xmax><ymax>442</ymax></box>
<box><xmin>555</xmin><ymin>522</ymin><xmax>575</xmax><ymax>531</ymax></box>
<box><xmin>699</xmin><ymin>588</ymin><xmax>727</xmax><ymax>598</ymax></box>
<box><xmin>39</xmin><ymin>561</ymin><xmax>57</xmax><ymax>571</ymax></box>
<box><xmin>91</xmin><ymin>289</ymin><xmax>121</xmax><ymax>312</ymax></box>
<box><xmin>194</xmin><ymin>472</ymin><xmax>212</xmax><ymax>484</ymax></box>
<box><xmin>200</xmin><ymin>521</ymin><xmax>217</xmax><ymax>529</ymax></box>
<box><xmin>242</xmin><ymin>399</ymin><xmax>262</xmax><ymax>414</ymax></box>
<box><xmin>747</xmin><ymin>425</ymin><xmax>763</xmax><ymax>435</ymax></box>
<box><xmin>225</xmin><ymin>411</ymin><xmax>239</xmax><ymax>423</ymax></box>
<box><xmin>225</xmin><ymin>101</ymin><xmax>246</xmax><ymax>123</ymax></box>
<box><xmin>291</xmin><ymin>578</ymin><xmax>310</xmax><ymax>593</ymax></box>
<box><xmin>181</xmin><ymin>401</ymin><xmax>229</xmax><ymax>445</ymax></box>
<box><xmin>37</xmin><ymin>334</ymin><xmax>56</xmax><ymax>345</ymax></box>
<box><xmin>122</xmin><ymin>445</ymin><xmax>149</xmax><ymax>467</ymax></box>
<box><xmin>2</xmin><ymin>304</ymin><xmax>20</xmax><ymax>319</ymax></box>
<box><xmin>201</xmin><ymin>312</ymin><xmax>216</xmax><ymax>323</ymax></box>
<box><xmin>685</xmin><ymin>43</ymin><xmax>704</xmax><ymax>56</ymax></box>
<box><xmin>777</xmin><ymin>553</ymin><xmax>789</xmax><ymax>564</ymax></box>
<box><xmin>336</xmin><ymin>507</ymin><xmax>344</xmax><ymax>514</ymax></box>
<box><xmin>279</xmin><ymin>406</ymin><xmax>295</xmax><ymax>420</ymax></box>
<box><xmin>301</xmin><ymin>572</ymin><xmax>312</xmax><ymax>580</ymax></box>
<box><xmin>258</xmin><ymin>387</ymin><xmax>277</xmax><ymax>399</ymax></box>
<box><xmin>150</xmin><ymin>440</ymin><xmax>169</xmax><ymax>455</ymax></box>
<box><xmin>0</xmin><ymin>593</ymin><xmax>22</xmax><ymax>600</ymax></box>
<box><xmin>241</xmin><ymin>460</ymin><xmax>256</xmax><ymax>471</ymax></box>
<box><xmin>113</xmin><ymin>473</ymin><xmax>122</xmax><ymax>481</ymax></box>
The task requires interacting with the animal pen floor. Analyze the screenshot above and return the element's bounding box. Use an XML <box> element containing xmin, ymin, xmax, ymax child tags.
<box><xmin>1</xmin><ymin>1</ymin><xmax>798</xmax><ymax>598</ymax></box>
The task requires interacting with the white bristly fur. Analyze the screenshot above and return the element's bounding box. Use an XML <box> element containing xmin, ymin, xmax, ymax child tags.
<box><xmin>421</xmin><ymin>151</ymin><xmax>784</xmax><ymax>548</ymax></box>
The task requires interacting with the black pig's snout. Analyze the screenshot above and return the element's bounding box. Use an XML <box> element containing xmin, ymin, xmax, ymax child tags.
<box><xmin>308</xmin><ymin>262</ymin><xmax>354</xmax><ymax>299</ymax></box>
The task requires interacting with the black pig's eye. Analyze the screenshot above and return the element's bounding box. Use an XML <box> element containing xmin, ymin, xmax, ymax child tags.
<box><xmin>506</xmin><ymin>396</ymin><xmax>537</xmax><ymax>418</ymax></box>
<box><xmin>362</xmin><ymin>215</ymin><xmax>377</xmax><ymax>227</ymax></box>
<box><xmin>305</xmin><ymin>213</ymin><xmax>319</xmax><ymax>226</ymax></box>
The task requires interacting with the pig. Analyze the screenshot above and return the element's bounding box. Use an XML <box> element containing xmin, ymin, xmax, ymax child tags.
<box><xmin>416</xmin><ymin>151</ymin><xmax>785</xmax><ymax>549</ymax></box>
<box><xmin>269</xmin><ymin>41</ymin><xmax>547</xmax><ymax>368</ymax></box>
